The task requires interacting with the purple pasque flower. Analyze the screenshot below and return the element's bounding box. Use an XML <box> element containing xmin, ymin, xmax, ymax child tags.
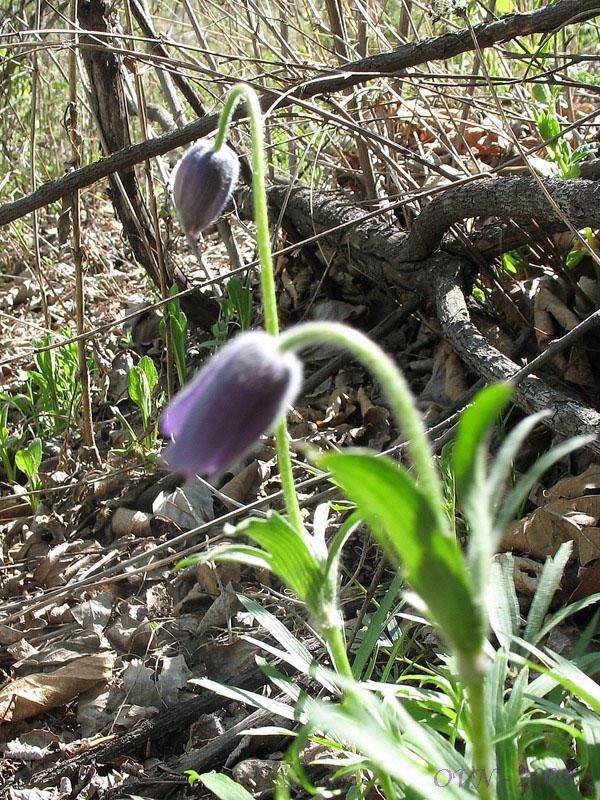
<box><xmin>171</xmin><ymin>139</ymin><xmax>240</xmax><ymax>235</ymax></box>
<box><xmin>160</xmin><ymin>331</ymin><xmax>302</xmax><ymax>477</ymax></box>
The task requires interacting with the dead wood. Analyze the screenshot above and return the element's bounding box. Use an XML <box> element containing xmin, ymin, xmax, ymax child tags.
<box><xmin>434</xmin><ymin>260</ymin><xmax>600</xmax><ymax>455</ymax></box>
<box><xmin>77</xmin><ymin>0</ymin><xmax>219</xmax><ymax>330</ymax></box>
<box><xmin>129</xmin><ymin>0</ymin><xmax>207</xmax><ymax>120</ymax></box>
<box><xmin>264</xmin><ymin>179</ymin><xmax>600</xmax><ymax>288</ymax></box>
<box><xmin>78</xmin><ymin>0</ymin><xmax>160</xmax><ymax>287</ymax></box>
<box><xmin>0</xmin><ymin>0</ymin><xmax>595</xmax><ymax>229</ymax></box>
<box><xmin>265</xmin><ymin>181</ymin><xmax>600</xmax><ymax>455</ymax></box>
<box><xmin>5</xmin><ymin>666</ymin><xmax>267</xmax><ymax>794</ymax></box>
<box><xmin>396</xmin><ymin>177</ymin><xmax>600</xmax><ymax>263</ymax></box>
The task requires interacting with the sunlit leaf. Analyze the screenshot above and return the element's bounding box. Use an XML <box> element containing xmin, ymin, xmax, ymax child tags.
<box><xmin>322</xmin><ymin>452</ymin><xmax>482</xmax><ymax>658</ymax></box>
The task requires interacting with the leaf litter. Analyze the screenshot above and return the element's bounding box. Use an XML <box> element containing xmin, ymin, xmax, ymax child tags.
<box><xmin>1</xmin><ymin>43</ymin><xmax>600</xmax><ymax>800</ymax></box>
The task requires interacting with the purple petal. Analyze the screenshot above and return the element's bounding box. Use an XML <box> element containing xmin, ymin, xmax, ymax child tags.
<box><xmin>160</xmin><ymin>332</ymin><xmax>302</xmax><ymax>477</ymax></box>
<box><xmin>171</xmin><ymin>140</ymin><xmax>240</xmax><ymax>235</ymax></box>
<box><xmin>160</xmin><ymin>369</ymin><xmax>214</xmax><ymax>437</ymax></box>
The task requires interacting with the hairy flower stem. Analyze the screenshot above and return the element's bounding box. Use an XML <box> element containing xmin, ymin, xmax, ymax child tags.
<box><xmin>324</xmin><ymin>623</ymin><xmax>354</xmax><ymax>682</ymax></box>
<box><xmin>281</xmin><ymin>321</ymin><xmax>493</xmax><ymax>785</ymax></box>
<box><xmin>279</xmin><ymin>322</ymin><xmax>448</xmax><ymax>534</ymax></box>
<box><xmin>466</xmin><ymin>671</ymin><xmax>493</xmax><ymax>800</ymax></box>
<box><xmin>215</xmin><ymin>86</ymin><xmax>304</xmax><ymax>536</ymax></box>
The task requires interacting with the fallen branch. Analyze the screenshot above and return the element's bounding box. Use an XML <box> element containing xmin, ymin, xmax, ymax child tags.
<box><xmin>265</xmin><ymin>179</ymin><xmax>600</xmax><ymax>285</ymax></box>
<box><xmin>266</xmin><ymin>180</ymin><xmax>600</xmax><ymax>455</ymax></box>
<box><xmin>434</xmin><ymin>260</ymin><xmax>600</xmax><ymax>453</ymax></box>
<box><xmin>396</xmin><ymin>177</ymin><xmax>600</xmax><ymax>263</ymax></box>
<box><xmin>4</xmin><ymin>666</ymin><xmax>267</xmax><ymax>794</ymax></box>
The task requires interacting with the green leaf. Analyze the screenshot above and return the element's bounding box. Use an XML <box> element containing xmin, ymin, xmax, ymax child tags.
<box><xmin>494</xmin><ymin>435</ymin><xmax>593</xmax><ymax>536</ymax></box>
<box><xmin>238</xmin><ymin>595</ymin><xmax>338</xmax><ymax>693</ymax></box>
<box><xmin>110</xmin><ymin>404</ymin><xmax>138</xmax><ymax>442</ymax></box>
<box><xmin>191</xmin><ymin>678</ymin><xmax>297</xmax><ymax>721</ymax></box>
<box><xmin>565</xmin><ymin>248</ymin><xmax>586</xmax><ymax>270</ymax></box>
<box><xmin>307</xmin><ymin>691</ymin><xmax>473</xmax><ymax>799</ymax></box>
<box><xmin>175</xmin><ymin>544</ymin><xmax>274</xmax><ymax>573</ymax></box>
<box><xmin>535</xmin><ymin>594</ymin><xmax>600</xmax><ymax>644</ymax></box>
<box><xmin>524</xmin><ymin>542</ymin><xmax>572</xmax><ymax>644</ymax></box>
<box><xmin>452</xmin><ymin>383</ymin><xmax>512</xmax><ymax>518</ymax></box>
<box><xmin>321</xmin><ymin>452</ymin><xmax>483</xmax><ymax>658</ymax></box>
<box><xmin>128</xmin><ymin>357</ymin><xmax>157</xmax><ymax>427</ymax></box>
<box><xmin>184</xmin><ymin>770</ymin><xmax>201</xmax><ymax>785</ymax></box>
<box><xmin>538</xmin><ymin>113</ymin><xmax>561</xmax><ymax>142</ymax></box>
<box><xmin>15</xmin><ymin>437</ymin><xmax>42</xmax><ymax>483</ymax></box>
<box><xmin>512</xmin><ymin>641</ymin><xmax>600</xmax><ymax>714</ymax></box>
<box><xmin>488</xmin><ymin>553</ymin><xmax>520</xmax><ymax>650</ymax></box>
<box><xmin>196</xmin><ymin>772</ymin><xmax>256</xmax><ymax>800</ymax></box>
<box><xmin>487</xmin><ymin>411</ymin><xmax>548</xmax><ymax>516</ymax></box>
<box><xmin>352</xmin><ymin>573</ymin><xmax>403</xmax><ymax>680</ymax></box>
<box><xmin>237</xmin><ymin>513</ymin><xmax>324</xmax><ymax>609</ymax></box>
<box><xmin>226</xmin><ymin>276</ymin><xmax>253</xmax><ymax>330</ymax></box>
<box><xmin>532</xmin><ymin>84</ymin><xmax>552</xmax><ymax>105</ymax></box>
<box><xmin>138</xmin><ymin>355</ymin><xmax>158</xmax><ymax>389</ymax></box>
<box><xmin>525</xmin><ymin>756</ymin><xmax>581</xmax><ymax>800</ymax></box>
<box><xmin>580</xmin><ymin>710</ymin><xmax>600</xmax><ymax>800</ymax></box>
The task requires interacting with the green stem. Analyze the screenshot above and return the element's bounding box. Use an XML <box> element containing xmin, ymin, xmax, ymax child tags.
<box><xmin>378</xmin><ymin>772</ymin><xmax>397</xmax><ymax>800</ymax></box>
<box><xmin>215</xmin><ymin>85</ymin><xmax>303</xmax><ymax>535</ymax></box>
<box><xmin>279</xmin><ymin>322</ymin><xmax>448</xmax><ymax>534</ymax></box>
<box><xmin>323</xmin><ymin>621</ymin><xmax>354</xmax><ymax>682</ymax></box>
<box><xmin>465</xmin><ymin>668</ymin><xmax>493</xmax><ymax>800</ymax></box>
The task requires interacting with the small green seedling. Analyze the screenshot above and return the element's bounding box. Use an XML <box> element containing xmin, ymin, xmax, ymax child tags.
<box><xmin>128</xmin><ymin>356</ymin><xmax>159</xmax><ymax>453</ymax></box>
<box><xmin>225</xmin><ymin>275</ymin><xmax>253</xmax><ymax>331</ymax></box>
<box><xmin>15</xmin><ymin>437</ymin><xmax>42</xmax><ymax>510</ymax></box>
<box><xmin>0</xmin><ymin>404</ymin><xmax>21</xmax><ymax>484</ymax></box>
<box><xmin>160</xmin><ymin>285</ymin><xmax>188</xmax><ymax>386</ymax></box>
<box><xmin>200</xmin><ymin>276</ymin><xmax>254</xmax><ymax>350</ymax></box>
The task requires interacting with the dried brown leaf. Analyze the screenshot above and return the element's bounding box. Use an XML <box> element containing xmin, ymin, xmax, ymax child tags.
<box><xmin>0</xmin><ymin>653</ymin><xmax>115</xmax><ymax>722</ymax></box>
<box><xmin>501</xmin><ymin>496</ymin><xmax>600</xmax><ymax>565</ymax></box>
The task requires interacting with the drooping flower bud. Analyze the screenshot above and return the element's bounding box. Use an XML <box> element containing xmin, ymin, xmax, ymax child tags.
<box><xmin>160</xmin><ymin>332</ymin><xmax>302</xmax><ymax>477</ymax></box>
<box><xmin>171</xmin><ymin>139</ymin><xmax>240</xmax><ymax>235</ymax></box>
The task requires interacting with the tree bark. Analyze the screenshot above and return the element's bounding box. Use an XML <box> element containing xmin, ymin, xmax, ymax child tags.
<box><xmin>263</xmin><ymin>182</ymin><xmax>600</xmax><ymax>455</ymax></box>
<box><xmin>77</xmin><ymin>0</ymin><xmax>219</xmax><ymax>329</ymax></box>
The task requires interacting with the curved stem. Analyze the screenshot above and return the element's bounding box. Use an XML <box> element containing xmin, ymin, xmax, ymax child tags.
<box><xmin>279</xmin><ymin>322</ymin><xmax>448</xmax><ymax>534</ymax></box>
<box><xmin>324</xmin><ymin>622</ymin><xmax>354</xmax><ymax>682</ymax></box>
<box><xmin>215</xmin><ymin>85</ymin><xmax>303</xmax><ymax>534</ymax></box>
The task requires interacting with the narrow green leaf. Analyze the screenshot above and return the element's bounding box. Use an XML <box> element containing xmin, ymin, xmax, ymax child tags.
<box><xmin>525</xmin><ymin>756</ymin><xmax>581</xmax><ymax>800</ymax></box>
<box><xmin>494</xmin><ymin>435</ymin><xmax>594</xmax><ymax>537</ymax></box>
<box><xmin>197</xmin><ymin>772</ymin><xmax>256</xmax><ymax>800</ymax></box>
<box><xmin>536</xmin><ymin>594</ymin><xmax>600</xmax><ymax>644</ymax></box>
<box><xmin>453</xmin><ymin>383</ymin><xmax>512</xmax><ymax>515</ymax></box>
<box><xmin>524</xmin><ymin>542</ymin><xmax>572</xmax><ymax>644</ymax></box>
<box><xmin>237</xmin><ymin>513</ymin><xmax>324</xmax><ymax>608</ymax></box>
<box><xmin>110</xmin><ymin>404</ymin><xmax>138</xmax><ymax>441</ymax></box>
<box><xmin>191</xmin><ymin>678</ymin><xmax>297</xmax><ymax>721</ymax></box>
<box><xmin>580</xmin><ymin>710</ymin><xmax>600</xmax><ymax>800</ymax></box>
<box><xmin>352</xmin><ymin>573</ymin><xmax>403</xmax><ymax>679</ymax></box>
<box><xmin>238</xmin><ymin>596</ymin><xmax>338</xmax><ymax>693</ymax></box>
<box><xmin>488</xmin><ymin>554</ymin><xmax>520</xmax><ymax>649</ymax></box>
<box><xmin>322</xmin><ymin>452</ymin><xmax>483</xmax><ymax>657</ymax></box>
<box><xmin>511</xmin><ymin>640</ymin><xmax>600</xmax><ymax>714</ymax></box>
<box><xmin>487</xmin><ymin>411</ymin><xmax>548</xmax><ymax>512</ymax></box>
<box><xmin>175</xmin><ymin>544</ymin><xmax>273</xmax><ymax>573</ymax></box>
<box><xmin>308</xmin><ymin>696</ymin><xmax>473</xmax><ymax>799</ymax></box>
